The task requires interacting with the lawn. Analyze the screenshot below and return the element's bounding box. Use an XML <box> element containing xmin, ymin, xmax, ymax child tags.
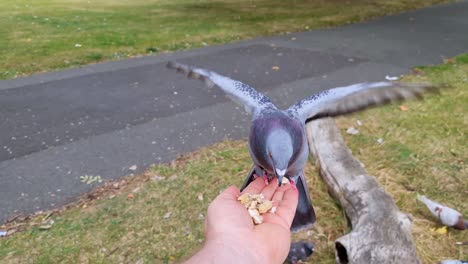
<box><xmin>0</xmin><ymin>0</ymin><xmax>454</xmax><ymax>80</ymax></box>
<box><xmin>1</xmin><ymin>55</ymin><xmax>466</xmax><ymax>263</ymax></box>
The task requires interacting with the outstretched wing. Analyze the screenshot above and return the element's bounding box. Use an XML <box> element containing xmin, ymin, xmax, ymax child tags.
<box><xmin>287</xmin><ymin>81</ymin><xmax>440</xmax><ymax>122</ymax></box>
<box><xmin>167</xmin><ymin>61</ymin><xmax>276</xmax><ymax>115</ymax></box>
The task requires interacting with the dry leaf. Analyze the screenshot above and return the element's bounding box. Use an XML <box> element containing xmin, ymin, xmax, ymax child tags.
<box><xmin>430</xmin><ymin>226</ymin><xmax>448</xmax><ymax>235</ymax></box>
<box><xmin>127</xmin><ymin>193</ymin><xmax>134</xmax><ymax>199</ymax></box>
<box><xmin>151</xmin><ymin>175</ymin><xmax>165</xmax><ymax>181</ymax></box>
<box><xmin>399</xmin><ymin>105</ymin><xmax>409</xmax><ymax>111</ymax></box>
<box><xmin>163</xmin><ymin>212</ymin><xmax>172</xmax><ymax>219</ymax></box>
<box><xmin>197</xmin><ymin>193</ymin><xmax>204</xmax><ymax>201</ymax></box>
<box><xmin>39</xmin><ymin>225</ymin><xmax>52</xmax><ymax>230</ymax></box>
<box><xmin>436</xmin><ymin>226</ymin><xmax>448</xmax><ymax>235</ymax></box>
<box><xmin>346</xmin><ymin>127</ymin><xmax>359</xmax><ymax>135</ymax></box>
<box><xmin>271</xmin><ymin>66</ymin><xmax>280</xmax><ymax>71</ymax></box>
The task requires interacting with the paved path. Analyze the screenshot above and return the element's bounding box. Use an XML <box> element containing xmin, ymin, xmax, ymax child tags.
<box><xmin>1</xmin><ymin>1</ymin><xmax>467</xmax><ymax>223</ymax></box>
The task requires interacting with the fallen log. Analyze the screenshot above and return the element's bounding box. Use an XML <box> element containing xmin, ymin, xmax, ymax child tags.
<box><xmin>306</xmin><ymin>118</ymin><xmax>419</xmax><ymax>264</ymax></box>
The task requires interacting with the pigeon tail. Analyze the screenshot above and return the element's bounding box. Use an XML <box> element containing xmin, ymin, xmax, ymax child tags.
<box><xmin>291</xmin><ymin>172</ymin><xmax>316</xmax><ymax>232</ymax></box>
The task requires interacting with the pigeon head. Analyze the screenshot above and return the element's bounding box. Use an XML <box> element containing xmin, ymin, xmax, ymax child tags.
<box><xmin>266</xmin><ymin>129</ymin><xmax>293</xmax><ymax>185</ymax></box>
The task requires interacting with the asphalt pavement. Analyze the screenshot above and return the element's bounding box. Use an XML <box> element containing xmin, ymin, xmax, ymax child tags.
<box><xmin>1</xmin><ymin>1</ymin><xmax>467</xmax><ymax>223</ymax></box>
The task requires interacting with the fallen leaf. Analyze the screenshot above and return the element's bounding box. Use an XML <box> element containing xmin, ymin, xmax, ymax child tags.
<box><xmin>197</xmin><ymin>193</ymin><xmax>204</xmax><ymax>201</ymax></box>
<box><xmin>356</xmin><ymin>120</ymin><xmax>363</xmax><ymax>126</ymax></box>
<box><xmin>127</xmin><ymin>193</ymin><xmax>134</xmax><ymax>199</ymax></box>
<box><xmin>271</xmin><ymin>66</ymin><xmax>280</xmax><ymax>71</ymax></box>
<box><xmin>346</xmin><ymin>127</ymin><xmax>359</xmax><ymax>135</ymax></box>
<box><xmin>80</xmin><ymin>175</ymin><xmax>102</xmax><ymax>185</ymax></box>
<box><xmin>151</xmin><ymin>175</ymin><xmax>165</xmax><ymax>181</ymax></box>
<box><xmin>430</xmin><ymin>226</ymin><xmax>448</xmax><ymax>235</ymax></box>
<box><xmin>39</xmin><ymin>220</ymin><xmax>54</xmax><ymax>230</ymax></box>
<box><xmin>163</xmin><ymin>212</ymin><xmax>172</xmax><ymax>219</ymax></box>
<box><xmin>399</xmin><ymin>105</ymin><xmax>409</xmax><ymax>111</ymax></box>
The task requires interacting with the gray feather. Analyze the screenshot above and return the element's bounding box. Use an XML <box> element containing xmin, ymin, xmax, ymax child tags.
<box><xmin>287</xmin><ymin>81</ymin><xmax>440</xmax><ymax>122</ymax></box>
<box><xmin>167</xmin><ymin>61</ymin><xmax>276</xmax><ymax>115</ymax></box>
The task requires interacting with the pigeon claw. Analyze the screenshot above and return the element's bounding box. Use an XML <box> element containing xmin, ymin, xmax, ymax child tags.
<box><xmin>263</xmin><ymin>174</ymin><xmax>269</xmax><ymax>185</ymax></box>
<box><xmin>289</xmin><ymin>178</ymin><xmax>297</xmax><ymax>191</ymax></box>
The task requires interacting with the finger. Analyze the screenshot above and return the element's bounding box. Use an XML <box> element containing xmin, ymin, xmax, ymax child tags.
<box><xmin>270</xmin><ymin>183</ymin><xmax>291</xmax><ymax>206</ymax></box>
<box><xmin>260</xmin><ymin>178</ymin><xmax>279</xmax><ymax>200</ymax></box>
<box><xmin>219</xmin><ymin>185</ymin><xmax>241</xmax><ymax>200</ymax></box>
<box><xmin>275</xmin><ymin>187</ymin><xmax>299</xmax><ymax>227</ymax></box>
<box><xmin>241</xmin><ymin>177</ymin><xmax>266</xmax><ymax>195</ymax></box>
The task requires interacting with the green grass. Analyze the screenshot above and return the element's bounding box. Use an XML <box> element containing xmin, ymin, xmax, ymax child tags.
<box><xmin>0</xmin><ymin>0</ymin><xmax>453</xmax><ymax>80</ymax></box>
<box><xmin>1</xmin><ymin>55</ymin><xmax>466</xmax><ymax>263</ymax></box>
<box><xmin>337</xmin><ymin>54</ymin><xmax>468</xmax><ymax>263</ymax></box>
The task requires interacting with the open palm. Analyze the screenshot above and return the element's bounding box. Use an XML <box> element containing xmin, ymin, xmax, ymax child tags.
<box><xmin>204</xmin><ymin>177</ymin><xmax>299</xmax><ymax>264</ymax></box>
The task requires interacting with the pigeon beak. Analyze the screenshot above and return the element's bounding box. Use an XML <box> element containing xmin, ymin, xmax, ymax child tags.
<box><xmin>275</xmin><ymin>168</ymin><xmax>286</xmax><ymax>186</ymax></box>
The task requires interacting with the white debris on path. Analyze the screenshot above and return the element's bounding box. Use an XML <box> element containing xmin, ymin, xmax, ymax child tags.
<box><xmin>385</xmin><ymin>75</ymin><xmax>400</xmax><ymax>81</ymax></box>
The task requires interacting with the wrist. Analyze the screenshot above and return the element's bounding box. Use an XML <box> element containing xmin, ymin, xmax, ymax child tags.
<box><xmin>186</xmin><ymin>237</ymin><xmax>262</xmax><ymax>264</ymax></box>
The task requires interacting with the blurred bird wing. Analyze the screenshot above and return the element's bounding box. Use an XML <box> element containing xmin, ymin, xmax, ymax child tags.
<box><xmin>287</xmin><ymin>81</ymin><xmax>439</xmax><ymax>122</ymax></box>
<box><xmin>167</xmin><ymin>61</ymin><xmax>277</xmax><ymax>115</ymax></box>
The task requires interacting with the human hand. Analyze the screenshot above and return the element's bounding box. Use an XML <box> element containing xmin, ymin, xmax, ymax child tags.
<box><xmin>186</xmin><ymin>177</ymin><xmax>299</xmax><ymax>264</ymax></box>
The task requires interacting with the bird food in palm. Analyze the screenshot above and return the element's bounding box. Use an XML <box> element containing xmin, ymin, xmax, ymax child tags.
<box><xmin>238</xmin><ymin>193</ymin><xmax>275</xmax><ymax>224</ymax></box>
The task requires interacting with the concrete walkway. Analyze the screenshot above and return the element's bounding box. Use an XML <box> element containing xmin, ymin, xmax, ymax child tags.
<box><xmin>1</xmin><ymin>1</ymin><xmax>467</xmax><ymax>223</ymax></box>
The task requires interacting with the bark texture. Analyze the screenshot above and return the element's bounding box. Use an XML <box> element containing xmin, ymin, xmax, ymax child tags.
<box><xmin>306</xmin><ymin>118</ymin><xmax>420</xmax><ymax>264</ymax></box>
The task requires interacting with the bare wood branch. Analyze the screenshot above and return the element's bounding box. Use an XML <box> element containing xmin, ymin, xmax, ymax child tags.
<box><xmin>306</xmin><ymin>118</ymin><xmax>419</xmax><ymax>264</ymax></box>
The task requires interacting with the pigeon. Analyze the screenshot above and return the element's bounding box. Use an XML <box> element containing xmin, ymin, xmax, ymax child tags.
<box><xmin>440</xmin><ymin>260</ymin><xmax>468</xmax><ymax>264</ymax></box>
<box><xmin>286</xmin><ymin>241</ymin><xmax>314</xmax><ymax>264</ymax></box>
<box><xmin>167</xmin><ymin>61</ymin><xmax>440</xmax><ymax>232</ymax></box>
<box><xmin>417</xmin><ymin>194</ymin><xmax>467</xmax><ymax>230</ymax></box>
